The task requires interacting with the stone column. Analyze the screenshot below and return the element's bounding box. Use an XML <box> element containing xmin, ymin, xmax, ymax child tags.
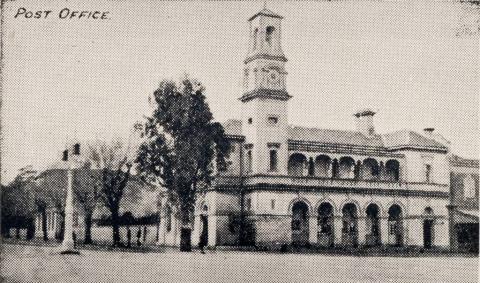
<box><xmin>357</xmin><ymin>216</ymin><xmax>366</xmax><ymax>246</ymax></box>
<box><xmin>207</xmin><ymin>215</ymin><xmax>217</xmax><ymax>247</ymax></box>
<box><xmin>334</xmin><ymin>216</ymin><xmax>343</xmax><ymax>247</ymax></box>
<box><xmin>191</xmin><ymin>214</ymin><xmax>200</xmax><ymax>247</ymax></box>
<box><xmin>380</xmin><ymin>217</ymin><xmax>389</xmax><ymax>246</ymax></box>
<box><xmin>309</xmin><ymin>215</ymin><xmax>317</xmax><ymax>244</ymax></box>
<box><xmin>61</xmin><ymin>165</ymin><xmax>77</xmax><ymax>254</ymax></box>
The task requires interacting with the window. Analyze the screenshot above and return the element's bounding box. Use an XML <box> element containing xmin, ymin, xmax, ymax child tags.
<box><xmin>271</xmin><ymin>199</ymin><xmax>276</xmax><ymax>210</ymax></box>
<box><xmin>246</xmin><ymin>198</ymin><xmax>252</xmax><ymax>211</ymax></box>
<box><xmin>269</xmin><ymin>150</ymin><xmax>278</xmax><ymax>171</ymax></box>
<box><xmin>389</xmin><ymin>223</ymin><xmax>396</xmax><ymax>235</ymax></box>
<box><xmin>266</xmin><ymin>26</ymin><xmax>275</xmax><ymax>45</ymax></box>
<box><xmin>253</xmin><ymin>28</ymin><xmax>258</xmax><ymax>49</ymax></box>
<box><xmin>425</xmin><ymin>164</ymin><xmax>432</xmax><ymax>183</ymax></box>
<box><xmin>248</xmin><ymin>118</ymin><xmax>253</xmax><ymax>124</ymax></box>
<box><xmin>246</xmin><ymin>150</ymin><xmax>253</xmax><ymax>173</ymax></box>
<box><xmin>267</xmin><ymin>116</ymin><xmax>278</xmax><ymax>125</ymax></box>
<box><xmin>73</xmin><ymin>143</ymin><xmax>80</xmax><ymax>155</ymax></box>
<box><xmin>464</xmin><ymin>175</ymin><xmax>476</xmax><ymax>199</ymax></box>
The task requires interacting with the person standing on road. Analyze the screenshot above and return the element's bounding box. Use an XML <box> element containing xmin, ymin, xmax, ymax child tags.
<box><xmin>127</xmin><ymin>228</ymin><xmax>132</xmax><ymax>248</ymax></box>
<box><xmin>136</xmin><ymin>227</ymin><xmax>142</xmax><ymax>247</ymax></box>
<box><xmin>199</xmin><ymin>230</ymin><xmax>207</xmax><ymax>254</ymax></box>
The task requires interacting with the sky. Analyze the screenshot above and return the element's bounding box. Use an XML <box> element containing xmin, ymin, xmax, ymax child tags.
<box><xmin>2</xmin><ymin>0</ymin><xmax>479</xmax><ymax>184</ymax></box>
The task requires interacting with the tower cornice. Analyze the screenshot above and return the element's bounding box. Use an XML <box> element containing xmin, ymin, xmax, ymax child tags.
<box><xmin>244</xmin><ymin>54</ymin><xmax>288</xmax><ymax>64</ymax></box>
<box><xmin>239</xmin><ymin>88</ymin><xmax>291</xmax><ymax>102</ymax></box>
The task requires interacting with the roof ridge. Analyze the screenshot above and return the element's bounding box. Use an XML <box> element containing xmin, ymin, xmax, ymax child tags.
<box><xmin>288</xmin><ymin>124</ymin><xmax>360</xmax><ymax>134</ymax></box>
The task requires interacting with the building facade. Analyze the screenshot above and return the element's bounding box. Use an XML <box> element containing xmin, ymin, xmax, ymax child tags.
<box><xmin>449</xmin><ymin>155</ymin><xmax>479</xmax><ymax>252</ymax></box>
<box><xmin>157</xmin><ymin>9</ymin><xmax>474</xmax><ymax>249</ymax></box>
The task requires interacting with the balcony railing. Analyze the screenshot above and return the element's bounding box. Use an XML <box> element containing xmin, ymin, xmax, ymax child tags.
<box><xmin>214</xmin><ymin>174</ymin><xmax>448</xmax><ymax>193</ymax></box>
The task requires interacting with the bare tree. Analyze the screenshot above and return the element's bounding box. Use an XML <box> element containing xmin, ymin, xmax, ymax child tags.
<box><xmin>73</xmin><ymin>168</ymin><xmax>102</xmax><ymax>244</ymax></box>
<box><xmin>85</xmin><ymin>138</ymin><xmax>137</xmax><ymax>247</ymax></box>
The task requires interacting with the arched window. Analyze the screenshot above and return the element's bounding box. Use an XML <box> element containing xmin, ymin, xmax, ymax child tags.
<box><xmin>165</xmin><ymin>206</ymin><xmax>172</xmax><ymax>232</ymax></box>
<box><xmin>253</xmin><ymin>28</ymin><xmax>258</xmax><ymax>49</ymax></box>
<box><xmin>464</xmin><ymin>174</ymin><xmax>476</xmax><ymax>199</ymax></box>
<box><xmin>266</xmin><ymin>26</ymin><xmax>275</xmax><ymax>45</ymax></box>
<box><xmin>246</xmin><ymin>150</ymin><xmax>253</xmax><ymax>173</ymax></box>
<box><xmin>288</xmin><ymin>153</ymin><xmax>307</xmax><ymax>176</ymax></box>
<box><xmin>269</xmin><ymin>150</ymin><xmax>278</xmax><ymax>172</ymax></box>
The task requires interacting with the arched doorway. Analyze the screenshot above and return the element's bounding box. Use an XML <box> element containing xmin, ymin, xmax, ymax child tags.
<box><xmin>199</xmin><ymin>205</ymin><xmax>208</xmax><ymax>247</ymax></box>
<box><xmin>423</xmin><ymin>207</ymin><xmax>435</xmax><ymax>249</ymax></box>
<box><xmin>342</xmin><ymin>203</ymin><xmax>358</xmax><ymax>247</ymax></box>
<box><xmin>365</xmin><ymin>204</ymin><xmax>381</xmax><ymax>246</ymax></box>
<box><xmin>291</xmin><ymin>201</ymin><xmax>309</xmax><ymax>245</ymax></box>
<box><xmin>388</xmin><ymin>204</ymin><xmax>403</xmax><ymax>246</ymax></box>
<box><xmin>317</xmin><ymin>202</ymin><xmax>334</xmax><ymax>247</ymax></box>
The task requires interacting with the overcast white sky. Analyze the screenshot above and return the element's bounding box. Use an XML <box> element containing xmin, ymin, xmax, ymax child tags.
<box><xmin>2</xmin><ymin>1</ymin><xmax>479</xmax><ymax>184</ymax></box>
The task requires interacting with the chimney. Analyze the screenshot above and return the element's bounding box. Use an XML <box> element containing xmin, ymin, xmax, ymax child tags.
<box><xmin>73</xmin><ymin>143</ymin><xmax>80</xmax><ymax>155</ymax></box>
<box><xmin>354</xmin><ymin>108</ymin><xmax>376</xmax><ymax>136</ymax></box>
<box><xmin>423</xmin><ymin>128</ymin><xmax>434</xmax><ymax>135</ymax></box>
<box><xmin>62</xmin><ymin>150</ymin><xmax>69</xmax><ymax>161</ymax></box>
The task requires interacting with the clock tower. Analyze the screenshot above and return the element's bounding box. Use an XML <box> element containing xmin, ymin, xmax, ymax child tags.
<box><xmin>240</xmin><ymin>8</ymin><xmax>290</xmax><ymax>175</ymax></box>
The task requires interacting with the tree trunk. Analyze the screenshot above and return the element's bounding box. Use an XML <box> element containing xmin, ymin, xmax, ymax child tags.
<box><xmin>111</xmin><ymin>208</ymin><xmax>121</xmax><ymax>247</ymax></box>
<box><xmin>179</xmin><ymin>210</ymin><xmax>192</xmax><ymax>252</ymax></box>
<box><xmin>84</xmin><ymin>212</ymin><xmax>93</xmax><ymax>244</ymax></box>
<box><xmin>15</xmin><ymin>227</ymin><xmax>20</xmax><ymax>239</ymax></box>
<box><xmin>41</xmin><ymin>210</ymin><xmax>48</xmax><ymax>241</ymax></box>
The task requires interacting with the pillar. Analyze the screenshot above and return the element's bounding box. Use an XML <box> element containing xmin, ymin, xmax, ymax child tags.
<box><xmin>191</xmin><ymin>214</ymin><xmax>200</xmax><ymax>247</ymax></box>
<box><xmin>380</xmin><ymin>217</ymin><xmax>389</xmax><ymax>246</ymax></box>
<box><xmin>357</xmin><ymin>216</ymin><xmax>366</xmax><ymax>245</ymax></box>
<box><xmin>208</xmin><ymin>215</ymin><xmax>217</xmax><ymax>247</ymax></box>
<box><xmin>334</xmin><ymin>216</ymin><xmax>343</xmax><ymax>246</ymax></box>
<box><xmin>309</xmin><ymin>215</ymin><xmax>317</xmax><ymax>244</ymax></box>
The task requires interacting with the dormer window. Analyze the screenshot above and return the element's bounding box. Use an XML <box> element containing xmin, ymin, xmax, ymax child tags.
<box><xmin>267</xmin><ymin>116</ymin><xmax>278</xmax><ymax>125</ymax></box>
<box><xmin>266</xmin><ymin>26</ymin><xmax>275</xmax><ymax>45</ymax></box>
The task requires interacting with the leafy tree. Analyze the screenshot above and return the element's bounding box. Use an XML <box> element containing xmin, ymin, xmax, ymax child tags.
<box><xmin>85</xmin><ymin>139</ymin><xmax>135</xmax><ymax>247</ymax></box>
<box><xmin>457</xmin><ymin>0</ymin><xmax>480</xmax><ymax>36</ymax></box>
<box><xmin>136</xmin><ymin>77</ymin><xmax>231</xmax><ymax>251</ymax></box>
<box><xmin>1</xmin><ymin>167</ymin><xmax>37</xmax><ymax>239</ymax></box>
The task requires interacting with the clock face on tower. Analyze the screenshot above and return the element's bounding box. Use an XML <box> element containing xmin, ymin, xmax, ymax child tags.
<box><xmin>268</xmin><ymin>69</ymin><xmax>280</xmax><ymax>85</ymax></box>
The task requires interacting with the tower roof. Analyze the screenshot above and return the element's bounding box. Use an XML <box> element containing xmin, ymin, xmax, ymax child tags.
<box><xmin>248</xmin><ymin>8</ymin><xmax>283</xmax><ymax>21</ymax></box>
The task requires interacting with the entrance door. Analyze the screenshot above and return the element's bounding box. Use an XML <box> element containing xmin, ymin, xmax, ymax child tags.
<box><xmin>291</xmin><ymin>202</ymin><xmax>309</xmax><ymax>245</ymax></box>
<box><xmin>423</xmin><ymin>220</ymin><xmax>434</xmax><ymax>248</ymax></box>
<box><xmin>200</xmin><ymin>215</ymin><xmax>208</xmax><ymax>246</ymax></box>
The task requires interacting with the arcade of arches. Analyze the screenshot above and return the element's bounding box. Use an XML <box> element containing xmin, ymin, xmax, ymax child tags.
<box><xmin>289</xmin><ymin>200</ymin><xmax>436</xmax><ymax>248</ymax></box>
<box><xmin>287</xmin><ymin>154</ymin><xmax>400</xmax><ymax>181</ymax></box>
